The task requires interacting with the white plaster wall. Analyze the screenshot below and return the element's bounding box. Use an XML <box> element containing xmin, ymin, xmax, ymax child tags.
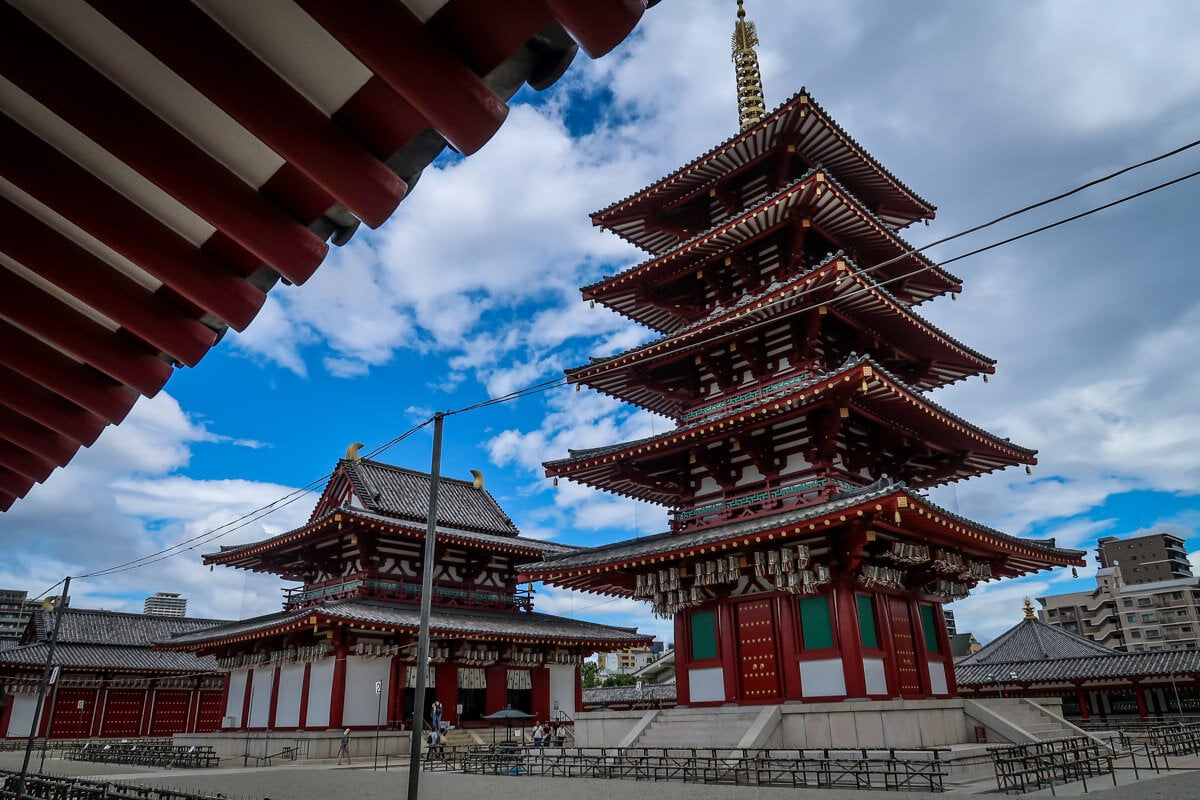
<box><xmin>224</xmin><ymin>669</ymin><xmax>248</xmax><ymax>726</ymax></box>
<box><xmin>548</xmin><ymin>664</ymin><xmax>577</xmax><ymax>718</ymax></box>
<box><xmin>306</xmin><ymin>659</ymin><xmax>334</xmax><ymax>728</ymax></box>
<box><xmin>5</xmin><ymin>695</ymin><xmax>38</xmax><ymax>737</ymax></box>
<box><xmin>800</xmin><ymin>658</ymin><xmax>846</xmax><ymax>698</ymax></box>
<box><xmin>688</xmin><ymin>666</ymin><xmax>725</xmax><ymax>702</ymax></box>
<box><xmin>864</xmin><ymin>658</ymin><xmax>887</xmax><ymax>696</ymax></box>
<box><xmin>927</xmin><ymin>661</ymin><xmax>949</xmax><ymax>695</ymax></box>
<box><xmin>274</xmin><ymin>663</ymin><xmax>305</xmax><ymax>728</ymax></box>
<box><xmin>343</xmin><ymin>656</ymin><xmax>389</xmax><ymax>726</ymax></box>
<box><xmin>248</xmin><ymin>667</ymin><xmax>273</xmax><ymax>728</ymax></box>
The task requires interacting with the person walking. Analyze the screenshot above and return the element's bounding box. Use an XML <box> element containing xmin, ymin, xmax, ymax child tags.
<box><xmin>336</xmin><ymin>729</ymin><xmax>351</xmax><ymax>765</ymax></box>
<box><xmin>431</xmin><ymin>699</ymin><xmax>443</xmax><ymax>732</ymax></box>
<box><xmin>532</xmin><ymin>721</ymin><xmax>544</xmax><ymax>747</ymax></box>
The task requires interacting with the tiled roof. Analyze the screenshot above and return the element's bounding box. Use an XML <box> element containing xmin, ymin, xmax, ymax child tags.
<box><xmin>26</xmin><ymin>608</ymin><xmax>229</xmax><ymax>647</ymax></box>
<box><xmin>0</xmin><ymin>642</ymin><xmax>216</xmax><ymax>674</ymax></box>
<box><xmin>159</xmin><ymin>598</ymin><xmax>651</xmax><ymax>649</ymax></box>
<box><xmin>344</xmin><ymin>459</ymin><xmax>521</xmax><ymax>536</ymax></box>
<box><xmin>955</xmin><ymin>617</ymin><xmax>1200</xmax><ymax>685</ymax></box>
<box><xmin>583</xmin><ymin>683</ymin><xmax>677</xmax><ymax>707</ymax></box>
<box><xmin>207</xmin><ymin>504</ymin><xmax>578</xmax><ymax>565</ymax></box>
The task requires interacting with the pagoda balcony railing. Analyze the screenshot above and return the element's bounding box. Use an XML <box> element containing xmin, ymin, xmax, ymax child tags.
<box><xmin>680</xmin><ymin>371</ymin><xmax>813</xmax><ymax>425</ymax></box>
<box><xmin>672</xmin><ymin>473</ymin><xmax>862</xmax><ymax>531</ymax></box>
<box><xmin>282</xmin><ymin>576</ymin><xmax>532</xmax><ymax>612</ymax></box>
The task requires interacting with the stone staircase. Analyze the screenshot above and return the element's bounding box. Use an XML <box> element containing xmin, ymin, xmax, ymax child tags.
<box><xmin>965</xmin><ymin>698</ymin><xmax>1100</xmax><ymax>745</ymax></box>
<box><xmin>629</xmin><ymin>706</ymin><xmax>769</xmax><ymax>749</ymax></box>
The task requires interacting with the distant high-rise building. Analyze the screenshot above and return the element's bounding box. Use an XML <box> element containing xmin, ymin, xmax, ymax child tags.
<box><xmin>1096</xmin><ymin>533</ymin><xmax>1192</xmax><ymax>585</ymax></box>
<box><xmin>0</xmin><ymin>589</ymin><xmax>31</xmax><ymax>639</ymax></box>
<box><xmin>143</xmin><ymin>592</ymin><xmax>187</xmax><ymax>617</ymax></box>
<box><xmin>944</xmin><ymin>609</ymin><xmax>958</xmax><ymax>636</ymax></box>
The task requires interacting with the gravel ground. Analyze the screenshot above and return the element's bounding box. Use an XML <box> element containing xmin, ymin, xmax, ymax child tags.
<box><xmin>4</xmin><ymin>750</ymin><xmax>1197</xmax><ymax>800</ymax></box>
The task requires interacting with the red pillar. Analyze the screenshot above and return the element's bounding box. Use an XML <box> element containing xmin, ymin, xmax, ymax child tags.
<box><xmin>718</xmin><ymin>600</ymin><xmax>739</xmax><ymax>703</ymax></box>
<box><xmin>267</xmin><ymin>664</ymin><xmax>282</xmax><ymax>729</ymax></box>
<box><xmin>386</xmin><ymin>657</ymin><xmax>401</xmax><ymax>728</ymax></box>
<box><xmin>531</xmin><ymin>665</ymin><xmax>550</xmax><ymax>721</ymax></box>
<box><xmin>673</xmin><ymin>614</ymin><xmax>691</xmax><ymax>707</ymax></box>
<box><xmin>329</xmin><ymin>640</ymin><xmax>348</xmax><ymax>728</ymax></box>
<box><xmin>1076</xmin><ymin>685</ymin><xmax>1091</xmax><ymax>721</ymax></box>
<box><xmin>0</xmin><ymin>691</ymin><xmax>13</xmax><ymax>737</ymax></box>
<box><xmin>139</xmin><ymin>684</ymin><xmax>154</xmax><ymax>736</ymax></box>
<box><xmin>1134</xmin><ymin>682</ymin><xmax>1149</xmax><ymax>720</ymax></box>
<box><xmin>434</xmin><ymin>664</ymin><xmax>457</xmax><ymax>725</ymax></box>
<box><xmin>485</xmin><ymin>666</ymin><xmax>506</xmax><ymax>716</ymax></box>
<box><xmin>298</xmin><ymin>663</ymin><xmax>312</xmax><ymax>729</ymax></box>
<box><xmin>910</xmin><ymin>599</ymin><xmax>933</xmax><ymax>696</ymax></box>
<box><xmin>88</xmin><ymin>687</ymin><xmax>104</xmax><ymax>737</ymax></box>
<box><xmin>835</xmin><ymin>583</ymin><xmax>867</xmax><ymax>698</ymax></box>
<box><xmin>241</xmin><ymin>670</ymin><xmax>255</xmax><ymax>730</ymax></box>
<box><xmin>574</xmin><ymin>662</ymin><xmax>584</xmax><ymax>716</ymax></box>
<box><xmin>217</xmin><ymin>672</ymin><xmax>231</xmax><ymax>729</ymax></box>
<box><xmin>878</xmin><ymin>598</ymin><xmax>901</xmax><ymax>698</ymax></box>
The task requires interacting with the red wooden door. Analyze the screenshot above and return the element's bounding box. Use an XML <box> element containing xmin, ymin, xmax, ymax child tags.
<box><xmin>47</xmin><ymin>689</ymin><xmax>93</xmax><ymax>738</ymax></box>
<box><xmin>101</xmin><ymin>690</ymin><xmax>144</xmax><ymax>737</ymax></box>
<box><xmin>735</xmin><ymin>598</ymin><xmax>782</xmax><ymax>702</ymax></box>
<box><xmin>887</xmin><ymin>597</ymin><xmax>922</xmax><ymax>695</ymax></box>
<box><xmin>196</xmin><ymin>690</ymin><xmax>225</xmax><ymax>732</ymax></box>
<box><xmin>149</xmin><ymin>690</ymin><xmax>189</xmax><ymax>736</ymax></box>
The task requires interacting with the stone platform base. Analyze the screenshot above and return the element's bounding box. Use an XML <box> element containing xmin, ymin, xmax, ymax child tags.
<box><xmin>173</xmin><ymin>729</ymin><xmax>412</xmax><ymax>762</ymax></box>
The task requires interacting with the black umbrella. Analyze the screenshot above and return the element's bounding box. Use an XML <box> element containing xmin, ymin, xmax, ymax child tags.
<box><xmin>482</xmin><ymin>705</ymin><xmax>534</xmax><ymax>742</ymax></box>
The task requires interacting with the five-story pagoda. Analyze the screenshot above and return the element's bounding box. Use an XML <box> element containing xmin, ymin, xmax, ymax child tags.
<box><xmin>520</xmin><ymin>2</ymin><xmax>1083</xmax><ymax>706</ymax></box>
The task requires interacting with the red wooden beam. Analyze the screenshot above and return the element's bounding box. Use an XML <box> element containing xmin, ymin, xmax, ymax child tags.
<box><xmin>0</xmin><ymin>5</ymin><xmax>328</xmax><ymax>285</ymax></box>
<box><xmin>0</xmin><ymin>319</ymin><xmax>138</xmax><ymax>424</ymax></box>
<box><xmin>0</xmin><ymin>115</ymin><xmax>265</xmax><ymax>331</ymax></box>
<box><xmin>296</xmin><ymin>0</ymin><xmax>508</xmax><ymax>156</ymax></box>
<box><xmin>0</xmin><ymin>364</ymin><xmax>108</xmax><ymax>447</ymax></box>
<box><xmin>0</xmin><ymin>467</ymin><xmax>27</xmax><ymax>498</ymax></box>
<box><xmin>0</xmin><ymin>404</ymin><xmax>79</xmax><ymax>466</ymax></box>
<box><xmin>0</xmin><ymin>270</ymin><xmax>172</xmax><ymax>398</ymax></box>
<box><xmin>0</xmin><ymin>441</ymin><xmax>58</xmax><ymax>484</ymax></box>
<box><xmin>543</xmin><ymin>0</ymin><xmax>645</xmax><ymax>58</ymax></box>
<box><xmin>426</xmin><ymin>0</ymin><xmax>553</xmax><ymax>77</ymax></box>
<box><xmin>89</xmin><ymin>0</ymin><xmax>407</xmax><ymax>229</ymax></box>
<box><xmin>1</xmin><ymin>197</ymin><xmax>216</xmax><ymax>367</ymax></box>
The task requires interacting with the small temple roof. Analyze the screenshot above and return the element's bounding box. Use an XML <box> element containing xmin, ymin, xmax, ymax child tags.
<box><xmin>518</xmin><ymin>480</ymin><xmax>1083</xmax><ymax>591</ymax></box>
<box><xmin>206</xmin><ymin>504</ymin><xmax>576</xmax><ymax>570</ymax></box>
<box><xmin>337</xmin><ymin>458</ymin><xmax>521</xmax><ymax>537</ymax></box>
<box><xmin>955</xmin><ymin>612</ymin><xmax>1200</xmax><ymax>686</ymax></box>
<box><xmin>0</xmin><ymin>608</ymin><xmax>227</xmax><ymax>674</ymax></box>
<box><xmin>592</xmin><ymin>89</ymin><xmax>936</xmax><ymax>252</ymax></box>
<box><xmin>156</xmin><ymin>598</ymin><xmax>652</xmax><ymax>651</ymax></box>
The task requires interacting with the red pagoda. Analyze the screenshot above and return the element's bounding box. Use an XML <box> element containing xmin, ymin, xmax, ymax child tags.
<box><xmin>160</xmin><ymin>456</ymin><xmax>650</xmax><ymax>732</ymax></box>
<box><xmin>520</xmin><ymin>5</ymin><xmax>1083</xmax><ymax>707</ymax></box>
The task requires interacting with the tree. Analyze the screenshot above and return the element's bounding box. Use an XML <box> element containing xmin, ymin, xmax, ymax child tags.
<box><xmin>581</xmin><ymin>660</ymin><xmax>600</xmax><ymax>687</ymax></box>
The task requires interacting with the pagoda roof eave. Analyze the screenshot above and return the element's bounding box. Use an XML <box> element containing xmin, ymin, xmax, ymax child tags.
<box><xmin>544</xmin><ymin>355</ymin><xmax>1036</xmax><ymax>501</ymax></box>
<box><xmin>592</xmin><ymin>89</ymin><xmax>936</xmax><ymax>244</ymax></box>
<box><xmin>205</xmin><ymin>506</ymin><xmax>580</xmax><ymax>571</ymax></box>
<box><xmin>566</xmin><ymin>253</ymin><xmax>995</xmax><ymax>410</ymax></box>
<box><xmin>517</xmin><ymin>480</ymin><xmax>1083</xmax><ymax>595</ymax></box>
<box><xmin>155</xmin><ymin>598</ymin><xmax>652</xmax><ymax>652</ymax></box>
<box><xmin>583</xmin><ymin>170</ymin><xmax>958</xmax><ymax>318</ymax></box>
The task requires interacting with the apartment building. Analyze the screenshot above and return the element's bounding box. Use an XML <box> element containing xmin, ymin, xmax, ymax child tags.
<box><xmin>143</xmin><ymin>592</ymin><xmax>187</xmax><ymax>617</ymax></box>
<box><xmin>600</xmin><ymin>641</ymin><xmax>665</xmax><ymax>674</ymax></box>
<box><xmin>1038</xmin><ymin>562</ymin><xmax>1200</xmax><ymax>652</ymax></box>
<box><xmin>1097</xmin><ymin>532</ymin><xmax>1191</xmax><ymax>585</ymax></box>
<box><xmin>0</xmin><ymin>589</ymin><xmax>31</xmax><ymax>640</ymax></box>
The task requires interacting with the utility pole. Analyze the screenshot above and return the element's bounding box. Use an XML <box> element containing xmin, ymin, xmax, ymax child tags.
<box><xmin>16</xmin><ymin>576</ymin><xmax>70</xmax><ymax>798</ymax></box>
<box><xmin>407</xmin><ymin>413</ymin><xmax>444</xmax><ymax>800</ymax></box>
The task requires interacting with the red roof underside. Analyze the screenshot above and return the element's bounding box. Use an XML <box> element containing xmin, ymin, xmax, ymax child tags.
<box><xmin>0</xmin><ymin>0</ymin><xmax>647</xmax><ymax>511</ymax></box>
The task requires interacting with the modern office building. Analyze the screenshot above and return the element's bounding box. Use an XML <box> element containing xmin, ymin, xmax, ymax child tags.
<box><xmin>1096</xmin><ymin>533</ymin><xmax>1192</xmax><ymax>585</ymax></box>
<box><xmin>143</xmin><ymin>592</ymin><xmax>188</xmax><ymax>617</ymax></box>
<box><xmin>0</xmin><ymin>590</ymin><xmax>31</xmax><ymax>640</ymax></box>
<box><xmin>1038</xmin><ymin>559</ymin><xmax>1200</xmax><ymax>652</ymax></box>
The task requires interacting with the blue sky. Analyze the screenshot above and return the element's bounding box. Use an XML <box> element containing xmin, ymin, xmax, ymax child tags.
<box><xmin>3</xmin><ymin>0</ymin><xmax>1199</xmax><ymax>647</ymax></box>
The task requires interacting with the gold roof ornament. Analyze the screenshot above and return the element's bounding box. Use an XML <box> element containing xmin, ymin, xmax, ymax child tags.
<box><xmin>732</xmin><ymin>0</ymin><xmax>766</xmax><ymax>131</ymax></box>
<box><xmin>345</xmin><ymin>442</ymin><xmax>364</xmax><ymax>461</ymax></box>
<box><xmin>1023</xmin><ymin>597</ymin><xmax>1036</xmax><ymax>620</ymax></box>
<box><xmin>470</xmin><ymin>469</ymin><xmax>485</xmax><ymax>490</ymax></box>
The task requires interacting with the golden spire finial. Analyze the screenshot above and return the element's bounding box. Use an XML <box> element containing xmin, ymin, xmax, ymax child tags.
<box><xmin>1023</xmin><ymin>597</ymin><xmax>1036</xmax><ymax>620</ymax></box>
<box><xmin>732</xmin><ymin>0</ymin><xmax>766</xmax><ymax>132</ymax></box>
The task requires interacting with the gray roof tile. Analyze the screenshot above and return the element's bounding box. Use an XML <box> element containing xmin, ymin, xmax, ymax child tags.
<box><xmin>0</xmin><ymin>642</ymin><xmax>217</xmax><ymax>673</ymax></box>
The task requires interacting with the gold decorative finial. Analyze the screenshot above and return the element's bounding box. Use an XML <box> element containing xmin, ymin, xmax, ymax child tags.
<box><xmin>470</xmin><ymin>469</ymin><xmax>485</xmax><ymax>490</ymax></box>
<box><xmin>1023</xmin><ymin>597</ymin><xmax>1036</xmax><ymax>620</ymax></box>
<box><xmin>732</xmin><ymin>0</ymin><xmax>766</xmax><ymax>131</ymax></box>
<box><xmin>345</xmin><ymin>442</ymin><xmax>364</xmax><ymax>461</ymax></box>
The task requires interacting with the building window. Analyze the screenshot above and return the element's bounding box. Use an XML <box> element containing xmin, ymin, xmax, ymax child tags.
<box><xmin>1137</xmin><ymin>598</ymin><xmax>1153</xmax><ymax>606</ymax></box>
<box><xmin>1146</xmin><ymin>630</ymin><xmax>1161</xmax><ymax>639</ymax></box>
<box><xmin>1143</xmin><ymin>613</ymin><xmax>1157</xmax><ymax>622</ymax></box>
<box><xmin>1179</xmin><ymin>610</ymin><xmax>1190</xmax><ymax>617</ymax></box>
<box><xmin>1173</xmin><ymin>592</ymin><xmax>1184</xmax><ymax>600</ymax></box>
<box><xmin>1048</xmin><ymin>609</ymin><xmax>1058</xmax><ymax>617</ymax></box>
<box><xmin>1124</xmin><ymin>600</ymin><xmax>1134</xmax><ymax>608</ymax></box>
<box><xmin>1128</xmin><ymin>614</ymin><xmax>1138</xmax><ymax>623</ymax></box>
<box><xmin>856</xmin><ymin>594</ymin><xmax>878</xmax><ymax>649</ymax></box>
<box><xmin>1132</xmin><ymin>631</ymin><xmax>1142</xmax><ymax>638</ymax></box>
<box><xmin>799</xmin><ymin>596</ymin><xmax>834</xmax><ymax>650</ymax></box>
<box><xmin>1183</xmin><ymin>626</ymin><xmax>1192</xmax><ymax>633</ymax></box>
<box><xmin>690</xmin><ymin>610</ymin><xmax>718</xmax><ymax>661</ymax></box>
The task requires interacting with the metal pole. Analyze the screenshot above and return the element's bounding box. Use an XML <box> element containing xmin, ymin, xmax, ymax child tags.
<box><xmin>17</xmin><ymin>576</ymin><xmax>70</xmax><ymax>798</ymax></box>
<box><xmin>407</xmin><ymin>413</ymin><xmax>444</xmax><ymax>800</ymax></box>
<box><xmin>375</xmin><ymin>680</ymin><xmax>382</xmax><ymax>770</ymax></box>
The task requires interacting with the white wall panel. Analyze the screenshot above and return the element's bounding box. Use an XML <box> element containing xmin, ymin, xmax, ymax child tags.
<box><xmin>274</xmin><ymin>663</ymin><xmax>305</xmax><ymax>728</ymax></box>
<box><xmin>343</xmin><ymin>656</ymin><xmax>389</xmax><ymax>726</ymax></box>
<box><xmin>306</xmin><ymin>659</ymin><xmax>334</xmax><ymax>728</ymax></box>
<box><xmin>800</xmin><ymin>658</ymin><xmax>846</xmax><ymax>698</ymax></box>
<box><xmin>548</xmin><ymin>665</ymin><xmax>576</xmax><ymax>719</ymax></box>
<box><xmin>688</xmin><ymin>667</ymin><xmax>725</xmax><ymax>703</ymax></box>
<box><xmin>247</xmin><ymin>666</ymin><xmax>273</xmax><ymax>728</ymax></box>
<box><xmin>224</xmin><ymin>669</ymin><xmax>248</xmax><ymax>726</ymax></box>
